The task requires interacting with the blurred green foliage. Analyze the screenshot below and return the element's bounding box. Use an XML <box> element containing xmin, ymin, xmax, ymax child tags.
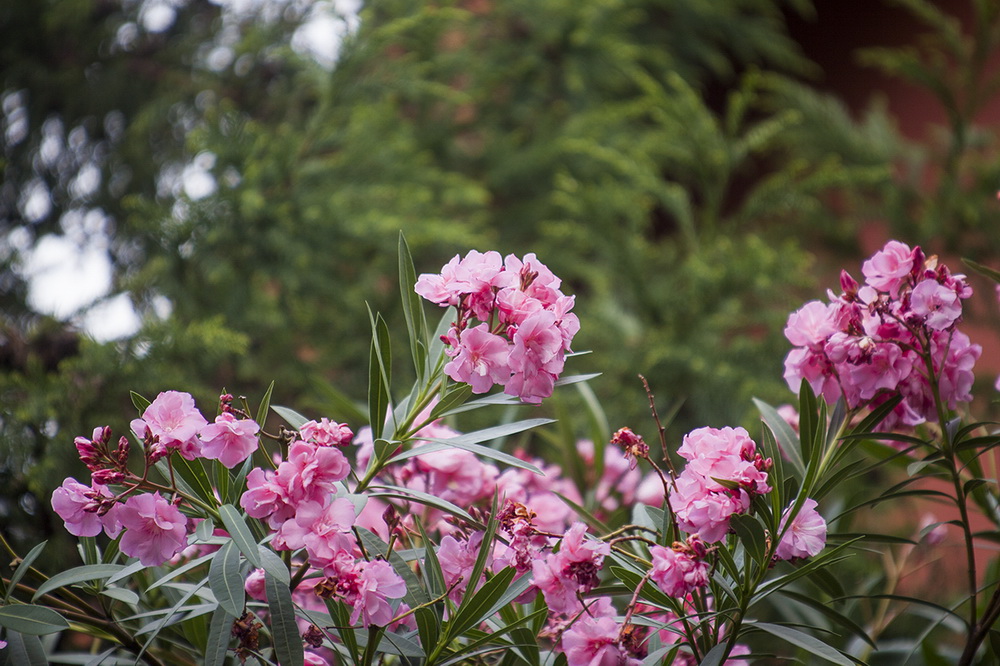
<box><xmin>2</xmin><ymin>0</ymin><xmax>999</xmax><ymax>572</ymax></box>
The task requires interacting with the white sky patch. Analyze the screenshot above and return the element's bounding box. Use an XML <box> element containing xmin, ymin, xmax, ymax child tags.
<box><xmin>82</xmin><ymin>294</ymin><xmax>143</xmax><ymax>342</ymax></box>
<box><xmin>23</xmin><ymin>235</ymin><xmax>112</xmax><ymax>318</ymax></box>
<box><xmin>292</xmin><ymin>0</ymin><xmax>361</xmax><ymax>68</ymax></box>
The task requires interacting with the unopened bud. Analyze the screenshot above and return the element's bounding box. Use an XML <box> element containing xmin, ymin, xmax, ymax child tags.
<box><xmin>92</xmin><ymin>469</ymin><xmax>125</xmax><ymax>486</ymax></box>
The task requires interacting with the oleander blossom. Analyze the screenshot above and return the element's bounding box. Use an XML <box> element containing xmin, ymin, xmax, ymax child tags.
<box><xmin>532</xmin><ymin>522</ymin><xmax>609</xmax><ymax>615</ymax></box>
<box><xmin>669</xmin><ymin>426</ymin><xmax>770</xmax><ymax>542</ymax></box>
<box><xmin>561</xmin><ymin>615</ymin><xmax>642</xmax><ymax>666</ymax></box>
<box><xmin>784</xmin><ymin>240</ymin><xmax>980</xmax><ymax>428</ymax></box>
<box><xmin>199</xmin><ymin>412</ymin><xmax>260</xmax><ymax>468</ymax></box>
<box><xmin>118</xmin><ymin>492</ymin><xmax>189</xmax><ymax>566</ymax></box>
<box><xmin>130</xmin><ymin>391</ymin><xmax>208</xmax><ymax>460</ymax></box>
<box><xmin>775</xmin><ymin>498</ymin><xmax>827</xmax><ymax>561</ymax></box>
<box><xmin>51</xmin><ymin>478</ymin><xmax>122</xmax><ymax>538</ymax></box>
<box><xmin>650</xmin><ymin>537</ymin><xmax>710</xmax><ymax>598</ymax></box>
<box><xmin>416</xmin><ymin>251</ymin><xmax>578</xmax><ymax>403</ymax></box>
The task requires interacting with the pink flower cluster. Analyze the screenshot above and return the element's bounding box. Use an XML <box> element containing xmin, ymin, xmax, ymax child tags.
<box><xmin>532</xmin><ymin>522</ymin><xmax>610</xmax><ymax>616</ymax></box>
<box><xmin>131</xmin><ymin>390</ymin><xmax>261</xmax><ymax>468</ymax></box>
<box><xmin>784</xmin><ymin>240</ymin><xmax>980</xmax><ymax>427</ymax></box>
<box><xmin>650</xmin><ymin>537</ymin><xmax>710</xmax><ymax>598</ymax></box>
<box><xmin>669</xmin><ymin>426</ymin><xmax>771</xmax><ymax>542</ymax></box>
<box><xmin>415</xmin><ymin>251</ymin><xmax>579</xmax><ymax>403</ymax></box>
<box><xmin>54</xmin><ymin>392</ymin><xmax>262</xmax><ymax>566</ymax></box>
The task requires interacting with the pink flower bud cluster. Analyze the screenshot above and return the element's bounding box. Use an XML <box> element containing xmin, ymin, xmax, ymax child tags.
<box><xmin>415</xmin><ymin>251</ymin><xmax>580</xmax><ymax>404</ymax></box>
<box><xmin>650</xmin><ymin>536</ymin><xmax>710</xmax><ymax>598</ymax></box>
<box><xmin>669</xmin><ymin>427</ymin><xmax>771</xmax><ymax>542</ymax></box>
<box><xmin>784</xmin><ymin>240</ymin><xmax>981</xmax><ymax>428</ymax></box>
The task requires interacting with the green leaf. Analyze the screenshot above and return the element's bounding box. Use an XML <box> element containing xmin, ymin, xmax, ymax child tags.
<box><xmin>776</xmin><ymin>589</ymin><xmax>876</xmax><ymax>649</ymax></box>
<box><xmin>170</xmin><ymin>455</ymin><xmax>218</xmax><ymax>507</ymax></box>
<box><xmin>266</xmin><ymin>571</ymin><xmax>304</xmax><ymax>666</ymax></box>
<box><xmin>205</xmin><ymin>605</ymin><xmax>233</xmax><ymax>666</ymax></box>
<box><xmin>368</xmin><ymin>310</ymin><xmax>392</xmax><ymax>440</ymax></box>
<box><xmin>325</xmin><ymin>599</ymin><xmax>359</xmax><ymax>663</ymax></box>
<box><xmin>258</xmin><ymin>545</ymin><xmax>290</xmax><ymax>586</ymax></box>
<box><xmin>730</xmin><ymin>514</ymin><xmax>768</xmax><ymax>565</ymax></box>
<box><xmin>419</xmin><ymin>519</ymin><xmax>446</xmax><ymax>598</ymax></box>
<box><xmin>754</xmin><ymin>398</ymin><xmax>805</xmax><ymax>476</ymax></box>
<box><xmin>428</xmin><ymin>383</ymin><xmax>473</xmax><ymax>421</ymax></box>
<box><xmin>610</xmin><ymin>567</ymin><xmax>673</xmax><ymax>609</ymax></box>
<box><xmin>963</xmin><ymin>258</ymin><xmax>1000</xmax><ymax>284</ymax></box>
<box><xmin>0</xmin><ymin>630</ymin><xmax>48</xmax><ymax>665</ymax></box>
<box><xmin>399</xmin><ymin>232</ymin><xmax>429</xmax><ymax>379</ymax></box>
<box><xmin>130</xmin><ymin>391</ymin><xmax>151</xmax><ymax>413</ymax></box>
<box><xmin>137</xmin><ymin>579</ymin><xmax>208</xmax><ymax>657</ymax></box>
<box><xmin>32</xmin><ymin>564</ymin><xmax>124</xmax><ymax>601</ymax></box>
<box><xmin>0</xmin><ymin>605</ymin><xmax>69</xmax><ymax>635</ymax></box>
<box><xmin>217</xmin><ymin>504</ymin><xmax>262</xmax><ymax>568</ymax></box>
<box><xmin>255</xmin><ymin>380</ymin><xmax>276</xmax><ymax>429</ymax></box>
<box><xmin>387</xmin><ymin>436</ymin><xmax>544</xmax><ymax>475</ymax></box>
<box><xmin>442</xmin><ymin>607</ymin><xmax>547</xmax><ymax>665</ymax></box>
<box><xmin>415</xmin><ymin>607</ymin><xmax>442</xmax><ymax>662</ymax></box>
<box><xmin>271</xmin><ymin>405</ymin><xmax>309</xmax><ymax>430</ymax></box>
<box><xmin>368</xmin><ymin>485</ymin><xmax>482</xmax><ymax>528</ymax></box>
<box><xmin>209</xmin><ymin>541</ymin><xmax>245</xmax><ymax>618</ymax></box>
<box><xmin>699</xmin><ymin>643</ymin><xmax>731</xmax><ymax>666</ymax></box>
<box><xmin>146</xmin><ymin>552</ymin><xmax>214</xmax><ymax>592</ymax></box>
<box><xmin>100</xmin><ymin>587</ymin><xmax>140</xmax><ymax>606</ymax></box>
<box><xmin>750</xmin><ymin>621</ymin><xmax>855</xmax><ymax>665</ymax></box>
<box><xmin>448</xmin><ymin>567</ymin><xmax>519</xmax><ymax>640</ymax></box>
<box><xmin>5</xmin><ymin>541</ymin><xmax>46</xmax><ymax>604</ymax></box>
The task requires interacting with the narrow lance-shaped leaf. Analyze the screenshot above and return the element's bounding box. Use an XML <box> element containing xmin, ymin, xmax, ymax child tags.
<box><xmin>209</xmin><ymin>541</ymin><xmax>245</xmax><ymax>618</ymax></box>
<box><xmin>0</xmin><ymin>630</ymin><xmax>48</xmax><ymax>666</ymax></box>
<box><xmin>368</xmin><ymin>309</ymin><xmax>392</xmax><ymax>440</ymax></box>
<box><xmin>4</xmin><ymin>541</ymin><xmax>46</xmax><ymax>604</ymax></box>
<box><xmin>399</xmin><ymin>232</ymin><xmax>428</xmax><ymax>379</ymax></box>
<box><xmin>205</xmin><ymin>605</ymin><xmax>234</xmax><ymax>666</ymax></box>
<box><xmin>217</xmin><ymin>504</ymin><xmax>262</xmax><ymax>568</ymax></box>
<box><xmin>750</xmin><ymin>621</ymin><xmax>855</xmax><ymax>666</ymax></box>
<box><xmin>33</xmin><ymin>563</ymin><xmax>125</xmax><ymax>600</ymax></box>
<box><xmin>266</xmin><ymin>571</ymin><xmax>304</xmax><ymax>666</ymax></box>
<box><xmin>0</xmin><ymin>605</ymin><xmax>70</xmax><ymax>635</ymax></box>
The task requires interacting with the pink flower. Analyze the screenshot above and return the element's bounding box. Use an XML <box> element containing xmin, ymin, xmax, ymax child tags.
<box><xmin>776</xmin><ymin>498</ymin><xmax>827</xmax><ymax>560</ymax></box>
<box><xmin>240</xmin><ymin>468</ymin><xmax>294</xmax><ymax>528</ymax></box>
<box><xmin>199</xmin><ymin>413</ymin><xmax>260</xmax><ymax>468</ymax></box>
<box><xmin>910</xmin><ymin>279</ymin><xmax>962</xmax><ymax>330</ymax></box>
<box><xmin>51</xmin><ymin>478</ymin><xmax>119</xmax><ymax>538</ymax></box>
<box><xmin>349</xmin><ymin>560</ymin><xmax>406</xmax><ymax>627</ymax></box>
<box><xmin>650</xmin><ymin>539</ymin><xmax>710</xmax><ymax>598</ymax></box>
<box><xmin>847</xmin><ymin>342</ymin><xmax>913</xmax><ymax>401</ymax></box>
<box><xmin>669</xmin><ymin>472</ymin><xmax>748</xmax><ymax>543</ymax></box>
<box><xmin>273</xmin><ymin>498</ymin><xmax>355</xmax><ymax>552</ymax></box>
<box><xmin>533</xmin><ymin>523</ymin><xmax>609</xmax><ymax>615</ymax></box>
<box><xmin>936</xmin><ymin>330</ymin><xmax>981</xmax><ymax>409</ymax></box>
<box><xmin>278</xmin><ymin>441</ymin><xmax>352</xmax><ymax>503</ymax></box>
<box><xmin>862</xmin><ymin>240</ymin><xmax>914</xmax><ymax>296</ymax></box>
<box><xmin>784</xmin><ymin>301</ymin><xmax>837</xmax><ymax>348</ymax></box>
<box><xmin>562</xmin><ymin>615</ymin><xmax>640</xmax><ymax>666</ymax></box>
<box><xmin>130</xmin><ymin>391</ymin><xmax>207</xmax><ymax>460</ymax></box>
<box><xmin>118</xmin><ymin>492</ymin><xmax>189</xmax><ymax>566</ymax></box>
<box><xmin>245</xmin><ymin>568</ymin><xmax>267</xmax><ymax>601</ymax></box>
<box><xmin>444</xmin><ymin>324</ymin><xmax>512</xmax><ymax>393</ymax></box>
<box><xmin>303</xmin><ymin>653</ymin><xmax>330</xmax><ymax>666</ymax></box>
<box><xmin>299</xmin><ymin>418</ymin><xmax>354</xmax><ymax>447</ymax></box>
